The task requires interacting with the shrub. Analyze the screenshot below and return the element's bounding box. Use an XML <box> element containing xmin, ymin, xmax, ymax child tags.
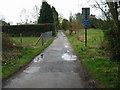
<box><xmin>2</xmin><ymin>23</ymin><xmax>54</xmax><ymax>37</ymax></box>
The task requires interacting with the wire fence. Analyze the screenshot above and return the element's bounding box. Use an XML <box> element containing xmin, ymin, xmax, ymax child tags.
<box><xmin>10</xmin><ymin>30</ymin><xmax>54</xmax><ymax>47</ymax></box>
<box><xmin>42</xmin><ymin>31</ymin><xmax>53</xmax><ymax>45</ymax></box>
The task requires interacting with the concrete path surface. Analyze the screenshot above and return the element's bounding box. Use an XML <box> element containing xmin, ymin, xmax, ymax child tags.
<box><xmin>3</xmin><ymin>30</ymin><xmax>98</xmax><ymax>88</ymax></box>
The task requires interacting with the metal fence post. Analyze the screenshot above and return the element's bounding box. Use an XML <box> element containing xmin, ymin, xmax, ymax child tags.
<box><xmin>85</xmin><ymin>26</ymin><xmax>87</xmax><ymax>47</ymax></box>
<box><xmin>20</xmin><ymin>33</ymin><xmax>22</xmax><ymax>44</ymax></box>
<box><xmin>42</xmin><ymin>33</ymin><xmax>44</xmax><ymax>46</ymax></box>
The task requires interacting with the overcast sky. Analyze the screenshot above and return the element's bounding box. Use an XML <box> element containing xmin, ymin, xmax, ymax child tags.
<box><xmin>0</xmin><ymin>0</ymin><xmax>104</xmax><ymax>24</ymax></box>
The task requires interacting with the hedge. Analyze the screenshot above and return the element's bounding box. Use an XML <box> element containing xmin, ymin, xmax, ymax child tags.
<box><xmin>2</xmin><ymin>23</ymin><xmax>54</xmax><ymax>37</ymax></box>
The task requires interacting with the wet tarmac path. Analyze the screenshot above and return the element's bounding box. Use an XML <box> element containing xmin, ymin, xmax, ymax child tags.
<box><xmin>3</xmin><ymin>30</ymin><xmax>97</xmax><ymax>88</ymax></box>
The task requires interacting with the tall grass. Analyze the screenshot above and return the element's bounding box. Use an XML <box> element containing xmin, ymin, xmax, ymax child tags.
<box><xmin>65</xmin><ymin>29</ymin><xmax>119</xmax><ymax>88</ymax></box>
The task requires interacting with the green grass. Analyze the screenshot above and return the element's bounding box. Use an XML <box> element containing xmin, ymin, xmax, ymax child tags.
<box><xmin>10</xmin><ymin>37</ymin><xmax>42</xmax><ymax>47</ymax></box>
<box><xmin>2</xmin><ymin>37</ymin><xmax>54</xmax><ymax>80</ymax></box>
<box><xmin>64</xmin><ymin>29</ymin><xmax>119</xmax><ymax>88</ymax></box>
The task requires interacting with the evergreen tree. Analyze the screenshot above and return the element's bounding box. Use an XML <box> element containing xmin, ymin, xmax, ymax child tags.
<box><xmin>62</xmin><ymin>19</ymin><xmax>69</xmax><ymax>30</ymax></box>
<box><xmin>51</xmin><ymin>6</ymin><xmax>59</xmax><ymax>36</ymax></box>
<box><xmin>52</xmin><ymin>6</ymin><xmax>59</xmax><ymax>27</ymax></box>
<box><xmin>38</xmin><ymin>1</ymin><xmax>54</xmax><ymax>24</ymax></box>
<box><xmin>38</xmin><ymin>1</ymin><xmax>59</xmax><ymax>36</ymax></box>
<box><xmin>75</xmin><ymin>13</ymin><xmax>83</xmax><ymax>26</ymax></box>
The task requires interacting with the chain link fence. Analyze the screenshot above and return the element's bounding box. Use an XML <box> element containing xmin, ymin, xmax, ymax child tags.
<box><xmin>42</xmin><ymin>31</ymin><xmax>53</xmax><ymax>45</ymax></box>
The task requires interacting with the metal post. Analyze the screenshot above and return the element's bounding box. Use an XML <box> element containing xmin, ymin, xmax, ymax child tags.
<box><xmin>42</xmin><ymin>33</ymin><xmax>44</xmax><ymax>46</ymax></box>
<box><xmin>85</xmin><ymin>26</ymin><xmax>87</xmax><ymax>47</ymax></box>
<box><xmin>82</xmin><ymin>8</ymin><xmax>90</xmax><ymax>47</ymax></box>
<box><xmin>20</xmin><ymin>33</ymin><xmax>22</xmax><ymax>44</ymax></box>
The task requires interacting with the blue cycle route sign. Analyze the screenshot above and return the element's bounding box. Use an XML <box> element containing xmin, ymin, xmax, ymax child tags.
<box><xmin>84</xmin><ymin>20</ymin><xmax>89</xmax><ymax>26</ymax></box>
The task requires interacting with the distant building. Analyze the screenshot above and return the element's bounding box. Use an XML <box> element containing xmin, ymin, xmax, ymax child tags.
<box><xmin>0</xmin><ymin>20</ymin><xmax>10</xmax><ymax>26</ymax></box>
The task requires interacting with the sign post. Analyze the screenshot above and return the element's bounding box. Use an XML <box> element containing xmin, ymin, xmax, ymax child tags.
<box><xmin>82</xmin><ymin>8</ymin><xmax>90</xmax><ymax>47</ymax></box>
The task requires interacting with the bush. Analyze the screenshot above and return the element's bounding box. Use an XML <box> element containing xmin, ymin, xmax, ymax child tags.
<box><xmin>2</xmin><ymin>23</ymin><xmax>54</xmax><ymax>37</ymax></box>
<box><xmin>96</xmin><ymin>19</ymin><xmax>120</xmax><ymax>61</ymax></box>
<box><xmin>104</xmin><ymin>28</ymin><xmax>120</xmax><ymax>61</ymax></box>
<box><xmin>2</xmin><ymin>34</ymin><xmax>22</xmax><ymax>64</ymax></box>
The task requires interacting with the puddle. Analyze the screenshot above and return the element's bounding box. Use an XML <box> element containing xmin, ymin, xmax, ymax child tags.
<box><xmin>64</xmin><ymin>43</ymin><xmax>69</xmax><ymax>48</ymax></box>
<box><xmin>61</xmin><ymin>52</ymin><xmax>77</xmax><ymax>61</ymax></box>
<box><xmin>66</xmin><ymin>50</ymin><xmax>70</xmax><ymax>53</ymax></box>
<box><xmin>23</xmin><ymin>67</ymin><xmax>40</xmax><ymax>74</ymax></box>
<box><xmin>64</xmin><ymin>45</ymin><xmax>69</xmax><ymax>48</ymax></box>
<box><xmin>34</xmin><ymin>54</ymin><xmax>44</xmax><ymax>63</ymax></box>
<box><xmin>65</xmin><ymin>39</ymin><xmax>67</xmax><ymax>41</ymax></box>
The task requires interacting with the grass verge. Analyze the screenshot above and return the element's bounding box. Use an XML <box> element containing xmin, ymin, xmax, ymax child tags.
<box><xmin>2</xmin><ymin>37</ymin><xmax>54</xmax><ymax>80</ymax></box>
<box><xmin>64</xmin><ymin>29</ymin><xmax>119</xmax><ymax>88</ymax></box>
<box><xmin>10</xmin><ymin>37</ymin><xmax>42</xmax><ymax>47</ymax></box>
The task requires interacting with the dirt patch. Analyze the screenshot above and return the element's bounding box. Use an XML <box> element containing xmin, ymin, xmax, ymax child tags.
<box><xmin>74</xmin><ymin>59</ymin><xmax>100</xmax><ymax>88</ymax></box>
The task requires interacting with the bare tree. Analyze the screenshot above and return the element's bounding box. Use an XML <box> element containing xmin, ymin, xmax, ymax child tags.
<box><xmin>69</xmin><ymin>13</ymin><xmax>81</xmax><ymax>35</ymax></box>
<box><xmin>91</xmin><ymin>0</ymin><xmax>111</xmax><ymax>20</ymax></box>
<box><xmin>19</xmin><ymin>9</ymin><xmax>29</xmax><ymax>24</ymax></box>
<box><xmin>32</xmin><ymin>5</ymin><xmax>40</xmax><ymax>24</ymax></box>
<box><xmin>19</xmin><ymin>5</ymin><xmax>40</xmax><ymax>24</ymax></box>
<box><xmin>93</xmin><ymin>0</ymin><xmax>120</xmax><ymax>30</ymax></box>
<box><xmin>58</xmin><ymin>13</ymin><xmax>64</xmax><ymax>24</ymax></box>
<box><xmin>107</xmin><ymin>1</ymin><xmax>120</xmax><ymax>31</ymax></box>
<box><xmin>58</xmin><ymin>13</ymin><xmax>64</xmax><ymax>28</ymax></box>
<box><xmin>69</xmin><ymin>12</ymin><xmax>74</xmax><ymax>35</ymax></box>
